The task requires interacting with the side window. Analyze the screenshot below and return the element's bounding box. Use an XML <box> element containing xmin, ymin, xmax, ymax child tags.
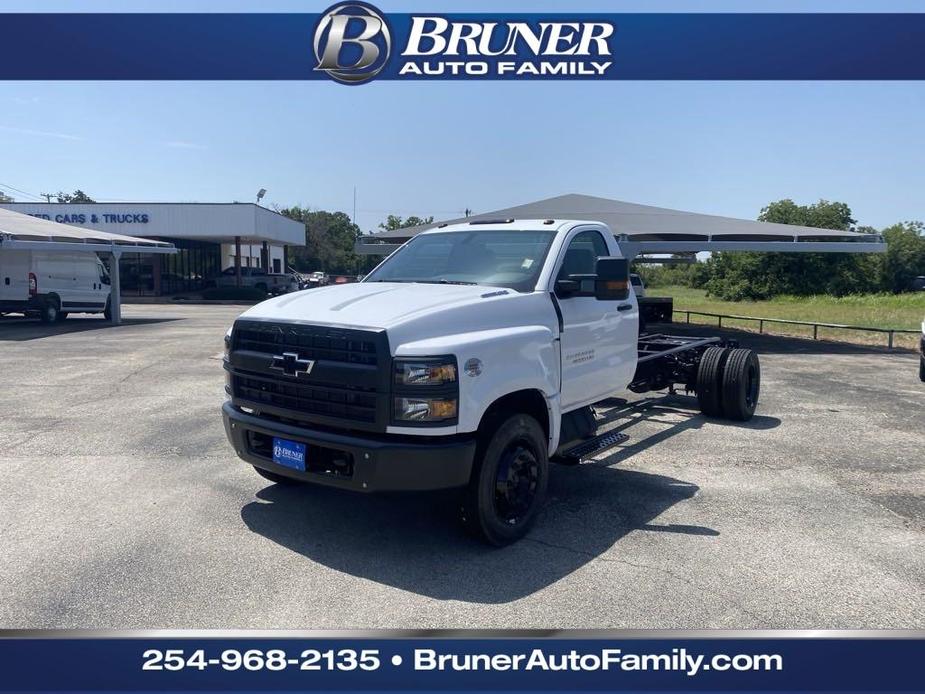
<box><xmin>556</xmin><ymin>230</ymin><xmax>609</xmax><ymax>281</ymax></box>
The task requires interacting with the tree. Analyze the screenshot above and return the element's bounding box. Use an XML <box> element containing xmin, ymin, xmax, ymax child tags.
<box><xmin>879</xmin><ymin>221</ymin><xmax>925</xmax><ymax>292</ymax></box>
<box><xmin>41</xmin><ymin>189</ymin><xmax>96</xmax><ymax>203</ymax></box>
<box><xmin>279</xmin><ymin>206</ymin><xmax>364</xmax><ymax>275</ymax></box>
<box><xmin>703</xmin><ymin>199</ymin><xmax>879</xmax><ymax>300</ymax></box>
<box><xmin>378</xmin><ymin>214</ymin><xmax>434</xmax><ymax>231</ymax></box>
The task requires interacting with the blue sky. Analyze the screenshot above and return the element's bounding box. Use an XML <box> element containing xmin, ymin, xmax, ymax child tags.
<box><xmin>1</xmin><ymin>1</ymin><xmax>923</xmax><ymax>233</ymax></box>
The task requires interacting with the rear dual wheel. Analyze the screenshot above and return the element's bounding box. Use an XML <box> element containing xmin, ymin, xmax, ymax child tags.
<box><xmin>696</xmin><ymin>346</ymin><xmax>760</xmax><ymax>421</ymax></box>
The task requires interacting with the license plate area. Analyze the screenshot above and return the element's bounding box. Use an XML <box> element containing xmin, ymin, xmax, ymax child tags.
<box><xmin>247</xmin><ymin>431</ymin><xmax>355</xmax><ymax>478</ymax></box>
<box><xmin>272</xmin><ymin>437</ymin><xmax>306</xmax><ymax>472</ymax></box>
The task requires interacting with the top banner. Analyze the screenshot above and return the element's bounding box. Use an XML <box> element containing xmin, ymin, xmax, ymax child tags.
<box><xmin>0</xmin><ymin>7</ymin><xmax>923</xmax><ymax>82</ymax></box>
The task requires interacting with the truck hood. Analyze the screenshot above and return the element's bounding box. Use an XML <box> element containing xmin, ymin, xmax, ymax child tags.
<box><xmin>237</xmin><ymin>282</ymin><xmax>516</xmax><ymax>330</ymax></box>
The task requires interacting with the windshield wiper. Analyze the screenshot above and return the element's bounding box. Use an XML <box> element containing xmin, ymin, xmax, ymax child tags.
<box><xmin>426</xmin><ymin>279</ymin><xmax>477</xmax><ymax>285</ymax></box>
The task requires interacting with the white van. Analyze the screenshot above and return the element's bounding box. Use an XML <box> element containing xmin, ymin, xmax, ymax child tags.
<box><xmin>0</xmin><ymin>250</ymin><xmax>111</xmax><ymax>322</ymax></box>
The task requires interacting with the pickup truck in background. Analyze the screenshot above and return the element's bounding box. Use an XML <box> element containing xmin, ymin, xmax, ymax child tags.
<box><xmin>213</xmin><ymin>267</ymin><xmax>298</xmax><ymax>295</ymax></box>
<box><xmin>222</xmin><ymin>219</ymin><xmax>760</xmax><ymax>545</ymax></box>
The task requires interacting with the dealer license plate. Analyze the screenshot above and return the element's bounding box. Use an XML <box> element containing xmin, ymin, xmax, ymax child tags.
<box><xmin>272</xmin><ymin>437</ymin><xmax>306</xmax><ymax>472</ymax></box>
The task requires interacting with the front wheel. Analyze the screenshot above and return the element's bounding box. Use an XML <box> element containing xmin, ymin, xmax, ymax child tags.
<box><xmin>920</xmin><ymin>356</ymin><xmax>925</xmax><ymax>382</ymax></box>
<box><xmin>460</xmin><ymin>414</ymin><xmax>549</xmax><ymax>546</ymax></box>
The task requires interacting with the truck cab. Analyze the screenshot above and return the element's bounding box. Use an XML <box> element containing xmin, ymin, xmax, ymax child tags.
<box><xmin>223</xmin><ymin>219</ymin><xmax>758</xmax><ymax>544</ymax></box>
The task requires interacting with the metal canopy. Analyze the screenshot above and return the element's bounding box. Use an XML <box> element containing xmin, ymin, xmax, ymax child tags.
<box><xmin>357</xmin><ymin>193</ymin><xmax>886</xmax><ymax>257</ymax></box>
<box><xmin>0</xmin><ymin>207</ymin><xmax>176</xmax><ymax>325</ymax></box>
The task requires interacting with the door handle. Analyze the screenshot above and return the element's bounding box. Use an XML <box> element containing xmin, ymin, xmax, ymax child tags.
<box><xmin>617</xmin><ymin>303</ymin><xmax>633</xmax><ymax>311</ymax></box>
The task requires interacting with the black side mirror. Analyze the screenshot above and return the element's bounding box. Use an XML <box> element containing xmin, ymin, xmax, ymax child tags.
<box><xmin>555</xmin><ymin>278</ymin><xmax>580</xmax><ymax>297</ymax></box>
<box><xmin>595</xmin><ymin>257</ymin><xmax>629</xmax><ymax>301</ymax></box>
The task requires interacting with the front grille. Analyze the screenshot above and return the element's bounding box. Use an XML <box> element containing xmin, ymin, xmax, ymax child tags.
<box><xmin>229</xmin><ymin>320</ymin><xmax>389</xmax><ymax>430</ymax></box>
<box><xmin>234</xmin><ymin>373</ymin><xmax>377</xmax><ymax>423</ymax></box>
<box><xmin>234</xmin><ymin>321</ymin><xmax>378</xmax><ymax>365</ymax></box>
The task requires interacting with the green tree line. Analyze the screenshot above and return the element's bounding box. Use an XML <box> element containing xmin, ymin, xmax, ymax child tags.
<box><xmin>278</xmin><ymin>207</ymin><xmax>432</xmax><ymax>275</ymax></box>
<box><xmin>638</xmin><ymin>199</ymin><xmax>925</xmax><ymax>300</ymax></box>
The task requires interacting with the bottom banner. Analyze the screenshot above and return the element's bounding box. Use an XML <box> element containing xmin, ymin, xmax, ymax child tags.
<box><xmin>0</xmin><ymin>632</ymin><xmax>921</xmax><ymax>692</ymax></box>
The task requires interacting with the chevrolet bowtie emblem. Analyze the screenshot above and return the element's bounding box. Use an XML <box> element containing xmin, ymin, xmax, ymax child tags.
<box><xmin>269</xmin><ymin>352</ymin><xmax>315</xmax><ymax>377</ymax></box>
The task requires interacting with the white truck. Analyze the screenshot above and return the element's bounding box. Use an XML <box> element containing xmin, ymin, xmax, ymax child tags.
<box><xmin>0</xmin><ymin>249</ymin><xmax>111</xmax><ymax>322</ymax></box>
<box><xmin>222</xmin><ymin>219</ymin><xmax>760</xmax><ymax>544</ymax></box>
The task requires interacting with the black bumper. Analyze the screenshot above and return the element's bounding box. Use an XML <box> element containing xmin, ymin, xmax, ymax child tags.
<box><xmin>222</xmin><ymin>401</ymin><xmax>475</xmax><ymax>492</ymax></box>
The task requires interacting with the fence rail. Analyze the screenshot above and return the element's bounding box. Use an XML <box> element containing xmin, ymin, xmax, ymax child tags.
<box><xmin>674</xmin><ymin>309</ymin><xmax>921</xmax><ymax>350</ymax></box>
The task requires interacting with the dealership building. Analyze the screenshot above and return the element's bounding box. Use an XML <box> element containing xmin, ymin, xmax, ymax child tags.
<box><xmin>0</xmin><ymin>202</ymin><xmax>304</xmax><ymax>296</ymax></box>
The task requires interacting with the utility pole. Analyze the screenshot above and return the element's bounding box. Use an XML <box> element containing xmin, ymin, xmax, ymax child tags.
<box><xmin>41</xmin><ymin>193</ymin><xmax>54</xmax><ymax>203</ymax></box>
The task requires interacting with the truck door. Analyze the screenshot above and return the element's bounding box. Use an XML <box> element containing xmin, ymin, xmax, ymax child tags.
<box><xmin>553</xmin><ymin>229</ymin><xmax>638</xmax><ymax>411</ymax></box>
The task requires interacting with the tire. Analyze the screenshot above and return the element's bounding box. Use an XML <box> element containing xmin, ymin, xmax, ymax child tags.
<box><xmin>103</xmin><ymin>299</ymin><xmax>112</xmax><ymax>321</ymax></box>
<box><xmin>721</xmin><ymin>348</ymin><xmax>761</xmax><ymax>422</ymax></box>
<box><xmin>696</xmin><ymin>346</ymin><xmax>729</xmax><ymax>418</ymax></box>
<box><xmin>39</xmin><ymin>299</ymin><xmax>59</xmax><ymax>324</ymax></box>
<box><xmin>919</xmin><ymin>356</ymin><xmax>925</xmax><ymax>382</ymax></box>
<box><xmin>460</xmin><ymin>413</ymin><xmax>549</xmax><ymax>546</ymax></box>
<box><xmin>252</xmin><ymin>465</ymin><xmax>303</xmax><ymax>485</ymax></box>
<box><xmin>56</xmin><ymin>312</ymin><xmax>68</xmax><ymax>322</ymax></box>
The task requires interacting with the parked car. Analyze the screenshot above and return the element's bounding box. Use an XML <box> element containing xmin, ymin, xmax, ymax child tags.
<box><xmin>213</xmin><ymin>267</ymin><xmax>297</xmax><ymax>295</ymax></box>
<box><xmin>912</xmin><ymin>276</ymin><xmax>925</xmax><ymax>292</ymax></box>
<box><xmin>301</xmin><ymin>271</ymin><xmax>329</xmax><ymax>289</ymax></box>
<box><xmin>0</xmin><ymin>249</ymin><xmax>111</xmax><ymax>322</ymax></box>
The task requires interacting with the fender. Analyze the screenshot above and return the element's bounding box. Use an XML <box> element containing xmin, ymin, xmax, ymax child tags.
<box><xmin>392</xmin><ymin>325</ymin><xmax>562</xmax><ymax>453</ymax></box>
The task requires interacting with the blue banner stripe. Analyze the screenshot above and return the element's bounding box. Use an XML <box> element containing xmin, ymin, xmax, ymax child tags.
<box><xmin>0</xmin><ymin>13</ymin><xmax>922</xmax><ymax>80</ymax></box>
<box><xmin>0</xmin><ymin>637</ymin><xmax>923</xmax><ymax>690</ymax></box>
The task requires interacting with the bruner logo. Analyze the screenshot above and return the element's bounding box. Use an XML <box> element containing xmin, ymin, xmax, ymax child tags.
<box><xmin>313</xmin><ymin>2</ymin><xmax>391</xmax><ymax>84</ymax></box>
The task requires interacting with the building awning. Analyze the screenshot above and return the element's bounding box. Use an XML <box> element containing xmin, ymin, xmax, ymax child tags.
<box><xmin>0</xmin><ymin>207</ymin><xmax>176</xmax><ymax>327</ymax></box>
<box><xmin>358</xmin><ymin>193</ymin><xmax>886</xmax><ymax>256</ymax></box>
<box><xmin>0</xmin><ymin>207</ymin><xmax>176</xmax><ymax>253</ymax></box>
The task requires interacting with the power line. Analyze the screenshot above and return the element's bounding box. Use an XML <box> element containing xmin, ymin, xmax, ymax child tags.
<box><xmin>0</xmin><ymin>181</ymin><xmax>44</xmax><ymax>201</ymax></box>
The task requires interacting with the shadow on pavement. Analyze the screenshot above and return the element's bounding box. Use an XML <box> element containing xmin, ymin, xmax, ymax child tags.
<box><xmin>240</xmin><ymin>397</ymin><xmax>738</xmax><ymax>604</ymax></box>
<box><xmin>0</xmin><ymin>315</ymin><xmax>181</xmax><ymax>341</ymax></box>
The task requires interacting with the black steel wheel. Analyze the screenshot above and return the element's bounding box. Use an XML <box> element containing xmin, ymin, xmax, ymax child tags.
<box><xmin>696</xmin><ymin>346</ymin><xmax>729</xmax><ymax>418</ymax></box>
<box><xmin>721</xmin><ymin>348</ymin><xmax>761</xmax><ymax>421</ymax></box>
<box><xmin>461</xmin><ymin>413</ymin><xmax>548</xmax><ymax>546</ymax></box>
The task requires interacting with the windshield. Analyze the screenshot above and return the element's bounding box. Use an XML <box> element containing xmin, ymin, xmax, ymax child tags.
<box><xmin>364</xmin><ymin>229</ymin><xmax>556</xmax><ymax>293</ymax></box>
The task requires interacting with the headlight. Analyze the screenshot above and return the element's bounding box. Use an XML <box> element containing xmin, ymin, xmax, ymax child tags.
<box><xmin>393</xmin><ymin>397</ymin><xmax>458</xmax><ymax>423</ymax></box>
<box><xmin>394</xmin><ymin>358</ymin><xmax>457</xmax><ymax>386</ymax></box>
<box><xmin>392</xmin><ymin>356</ymin><xmax>458</xmax><ymax>424</ymax></box>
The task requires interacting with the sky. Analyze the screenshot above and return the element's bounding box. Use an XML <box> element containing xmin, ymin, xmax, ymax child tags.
<box><xmin>1</xmin><ymin>0</ymin><xmax>923</xmax><ymax>234</ymax></box>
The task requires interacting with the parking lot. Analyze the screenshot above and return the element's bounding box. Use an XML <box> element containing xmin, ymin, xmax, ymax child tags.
<box><xmin>1</xmin><ymin>304</ymin><xmax>923</xmax><ymax>629</ymax></box>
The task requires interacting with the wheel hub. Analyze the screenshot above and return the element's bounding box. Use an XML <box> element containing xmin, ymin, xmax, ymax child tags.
<box><xmin>493</xmin><ymin>441</ymin><xmax>539</xmax><ymax>525</ymax></box>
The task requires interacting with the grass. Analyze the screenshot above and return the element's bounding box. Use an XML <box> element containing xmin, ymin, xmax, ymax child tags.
<box><xmin>652</xmin><ymin>285</ymin><xmax>925</xmax><ymax>350</ymax></box>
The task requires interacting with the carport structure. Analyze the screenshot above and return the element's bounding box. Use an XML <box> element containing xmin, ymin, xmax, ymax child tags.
<box><xmin>356</xmin><ymin>193</ymin><xmax>886</xmax><ymax>258</ymax></box>
<box><xmin>0</xmin><ymin>208</ymin><xmax>176</xmax><ymax>325</ymax></box>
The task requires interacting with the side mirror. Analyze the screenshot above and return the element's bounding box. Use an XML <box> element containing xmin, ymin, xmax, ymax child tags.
<box><xmin>594</xmin><ymin>257</ymin><xmax>629</xmax><ymax>301</ymax></box>
<box><xmin>554</xmin><ymin>278</ymin><xmax>580</xmax><ymax>297</ymax></box>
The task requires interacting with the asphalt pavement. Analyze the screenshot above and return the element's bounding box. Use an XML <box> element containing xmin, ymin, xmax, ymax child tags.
<box><xmin>0</xmin><ymin>304</ymin><xmax>922</xmax><ymax>628</ymax></box>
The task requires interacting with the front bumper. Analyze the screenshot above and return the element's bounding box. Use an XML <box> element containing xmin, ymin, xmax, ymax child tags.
<box><xmin>222</xmin><ymin>402</ymin><xmax>475</xmax><ymax>492</ymax></box>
